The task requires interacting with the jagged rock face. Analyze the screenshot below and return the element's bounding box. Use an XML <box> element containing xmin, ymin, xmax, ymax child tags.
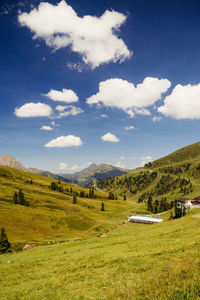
<box><xmin>0</xmin><ymin>155</ymin><xmax>26</xmax><ymax>171</ymax></box>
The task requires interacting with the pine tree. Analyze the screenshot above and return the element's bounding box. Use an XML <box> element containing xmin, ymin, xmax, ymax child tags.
<box><xmin>18</xmin><ymin>189</ymin><xmax>24</xmax><ymax>205</ymax></box>
<box><xmin>123</xmin><ymin>195</ymin><xmax>126</xmax><ymax>201</ymax></box>
<box><xmin>101</xmin><ymin>202</ymin><xmax>105</xmax><ymax>211</ymax></box>
<box><xmin>73</xmin><ymin>195</ymin><xmax>77</xmax><ymax>204</ymax></box>
<box><xmin>147</xmin><ymin>195</ymin><xmax>153</xmax><ymax>212</ymax></box>
<box><xmin>0</xmin><ymin>227</ymin><xmax>11</xmax><ymax>254</ymax></box>
<box><xmin>14</xmin><ymin>192</ymin><xmax>18</xmax><ymax>204</ymax></box>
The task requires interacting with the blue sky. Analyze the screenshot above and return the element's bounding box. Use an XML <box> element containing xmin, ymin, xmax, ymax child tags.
<box><xmin>1</xmin><ymin>0</ymin><xmax>200</xmax><ymax>173</ymax></box>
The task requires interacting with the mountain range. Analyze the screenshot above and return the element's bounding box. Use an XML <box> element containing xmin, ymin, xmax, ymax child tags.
<box><xmin>0</xmin><ymin>155</ymin><xmax>129</xmax><ymax>186</ymax></box>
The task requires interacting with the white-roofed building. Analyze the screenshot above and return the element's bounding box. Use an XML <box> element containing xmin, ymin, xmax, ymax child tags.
<box><xmin>128</xmin><ymin>215</ymin><xmax>163</xmax><ymax>224</ymax></box>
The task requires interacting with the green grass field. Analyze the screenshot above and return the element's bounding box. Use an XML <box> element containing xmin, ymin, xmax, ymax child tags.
<box><xmin>1</xmin><ymin>208</ymin><xmax>200</xmax><ymax>299</ymax></box>
<box><xmin>0</xmin><ymin>166</ymin><xmax>146</xmax><ymax>246</ymax></box>
<box><xmin>1</xmin><ymin>142</ymin><xmax>200</xmax><ymax>299</ymax></box>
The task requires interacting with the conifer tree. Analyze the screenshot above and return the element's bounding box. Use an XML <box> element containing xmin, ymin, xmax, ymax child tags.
<box><xmin>18</xmin><ymin>189</ymin><xmax>24</xmax><ymax>205</ymax></box>
<box><xmin>147</xmin><ymin>195</ymin><xmax>153</xmax><ymax>212</ymax></box>
<box><xmin>101</xmin><ymin>202</ymin><xmax>105</xmax><ymax>211</ymax></box>
<box><xmin>123</xmin><ymin>195</ymin><xmax>126</xmax><ymax>201</ymax></box>
<box><xmin>0</xmin><ymin>227</ymin><xmax>11</xmax><ymax>254</ymax></box>
<box><xmin>14</xmin><ymin>192</ymin><xmax>18</xmax><ymax>204</ymax></box>
<box><xmin>73</xmin><ymin>195</ymin><xmax>77</xmax><ymax>204</ymax></box>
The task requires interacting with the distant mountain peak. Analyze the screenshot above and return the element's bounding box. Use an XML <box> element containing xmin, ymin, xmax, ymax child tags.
<box><xmin>60</xmin><ymin>162</ymin><xmax>130</xmax><ymax>187</ymax></box>
<box><xmin>0</xmin><ymin>154</ymin><xmax>26</xmax><ymax>171</ymax></box>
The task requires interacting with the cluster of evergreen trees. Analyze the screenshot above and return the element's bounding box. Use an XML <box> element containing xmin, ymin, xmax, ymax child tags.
<box><xmin>160</xmin><ymin>163</ymin><xmax>191</xmax><ymax>175</ymax></box>
<box><xmin>14</xmin><ymin>190</ymin><xmax>29</xmax><ymax>206</ymax></box>
<box><xmin>98</xmin><ymin>171</ymin><xmax>157</xmax><ymax>196</ymax></box>
<box><xmin>50</xmin><ymin>181</ymin><xmax>63</xmax><ymax>192</ymax></box>
<box><xmin>147</xmin><ymin>195</ymin><xmax>174</xmax><ymax>213</ymax></box>
<box><xmin>108</xmin><ymin>192</ymin><xmax>117</xmax><ymax>200</ymax></box>
<box><xmin>174</xmin><ymin>200</ymin><xmax>187</xmax><ymax>218</ymax></box>
<box><xmin>154</xmin><ymin>175</ymin><xmax>192</xmax><ymax>196</ymax></box>
<box><xmin>25</xmin><ymin>179</ymin><xmax>33</xmax><ymax>184</ymax></box>
<box><xmin>50</xmin><ymin>182</ymin><xmax>96</xmax><ymax>199</ymax></box>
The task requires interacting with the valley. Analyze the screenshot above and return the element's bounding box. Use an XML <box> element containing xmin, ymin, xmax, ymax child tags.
<box><xmin>1</xmin><ymin>141</ymin><xmax>200</xmax><ymax>299</ymax></box>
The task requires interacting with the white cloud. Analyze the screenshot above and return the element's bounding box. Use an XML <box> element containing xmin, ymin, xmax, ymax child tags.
<box><xmin>100</xmin><ymin>114</ymin><xmax>108</xmax><ymax>118</ymax></box>
<box><xmin>45</xmin><ymin>135</ymin><xmax>83</xmax><ymax>148</ymax></box>
<box><xmin>56</xmin><ymin>105</ymin><xmax>67</xmax><ymax>112</ymax></box>
<box><xmin>152</xmin><ymin>116</ymin><xmax>162</xmax><ymax>122</ymax></box>
<box><xmin>43</xmin><ymin>88</ymin><xmax>78</xmax><ymax>103</ymax></box>
<box><xmin>18</xmin><ymin>0</ymin><xmax>131</xmax><ymax>69</ymax></box>
<box><xmin>124</xmin><ymin>125</ymin><xmax>135</xmax><ymax>130</ymax></box>
<box><xmin>101</xmin><ymin>133</ymin><xmax>120</xmax><ymax>142</ymax></box>
<box><xmin>67</xmin><ymin>62</ymin><xmax>83</xmax><ymax>72</ymax></box>
<box><xmin>87</xmin><ymin>77</ymin><xmax>171</xmax><ymax>116</ymax></box>
<box><xmin>140</xmin><ymin>156</ymin><xmax>153</xmax><ymax>167</ymax></box>
<box><xmin>115</xmin><ymin>161</ymin><xmax>125</xmax><ymax>168</ymax></box>
<box><xmin>14</xmin><ymin>102</ymin><xmax>53</xmax><ymax>118</ymax></box>
<box><xmin>71</xmin><ymin>164</ymin><xmax>79</xmax><ymax>171</ymax></box>
<box><xmin>158</xmin><ymin>83</ymin><xmax>200</xmax><ymax>119</ymax></box>
<box><xmin>120</xmin><ymin>156</ymin><xmax>125</xmax><ymax>160</ymax></box>
<box><xmin>59</xmin><ymin>162</ymin><xmax>67</xmax><ymax>170</ymax></box>
<box><xmin>56</xmin><ymin>105</ymin><xmax>84</xmax><ymax>118</ymax></box>
<box><xmin>40</xmin><ymin>125</ymin><xmax>53</xmax><ymax>131</ymax></box>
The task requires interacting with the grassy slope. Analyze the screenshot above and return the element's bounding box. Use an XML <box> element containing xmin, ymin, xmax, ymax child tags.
<box><xmin>0</xmin><ymin>166</ymin><xmax>145</xmax><ymax>245</ymax></box>
<box><xmin>1</xmin><ymin>208</ymin><xmax>200</xmax><ymax>299</ymax></box>
<box><xmin>98</xmin><ymin>141</ymin><xmax>200</xmax><ymax>202</ymax></box>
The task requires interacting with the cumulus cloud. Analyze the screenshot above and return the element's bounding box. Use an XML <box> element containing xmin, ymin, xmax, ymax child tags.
<box><xmin>45</xmin><ymin>135</ymin><xmax>83</xmax><ymax>148</ymax></box>
<box><xmin>56</xmin><ymin>105</ymin><xmax>67</xmax><ymax>112</ymax></box>
<box><xmin>152</xmin><ymin>116</ymin><xmax>162</xmax><ymax>122</ymax></box>
<box><xmin>43</xmin><ymin>88</ymin><xmax>78</xmax><ymax>103</ymax></box>
<box><xmin>71</xmin><ymin>164</ymin><xmax>79</xmax><ymax>171</ymax></box>
<box><xmin>59</xmin><ymin>162</ymin><xmax>67</xmax><ymax>170</ymax></box>
<box><xmin>115</xmin><ymin>161</ymin><xmax>125</xmax><ymax>168</ymax></box>
<box><xmin>14</xmin><ymin>102</ymin><xmax>53</xmax><ymax>118</ymax></box>
<box><xmin>158</xmin><ymin>83</ymin><xmax>200</xmax><ymax>119</ymax></box>
<box><xmin>40</xmin><ymin>125</ymin><xmax>53</xmax><ymax>131</ymax></box>
<box><xmin>120</xmin><ymin>156</ymin><xmax>125</xmax><ymax>160</ymax></box>
<box><xmin>18</xmin><ymin>0</ymin><xmax>131</xmax><ymax>69</ymax></box>
<box><xmin>124</xmin><ymin>125</ymin><xmax>135</xmax><ymax>130</ymax></box>
<box><xmin>140</xmin><ymin>156</ymin><xmax>153</xmax><ymax>167</ymax></box>
<box><xmin>101</xmin><ymin>133</ymin><xmax>120</xmax><ymax>142</ymax></box>
<box><xmin>55</xmin><ymin>105</ymin><xmax>83</xmax><ymax>118</ymax></box>
<box><xmin>87</xmin><ymin>77</ymin><xmax>171</xmax><ymax>116</ymax></box>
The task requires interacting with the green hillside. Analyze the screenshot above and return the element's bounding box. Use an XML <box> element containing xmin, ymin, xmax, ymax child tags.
<box><xmin>1</xmin><ymin>209</ymin><xmax>200</xmax><ymax>299</ymax></box>
<box><xmin>98</xmin><ymin>141</ymin><xmax>200</xmax><ymax>207</ymax></box>
<box><xmin>149</xmin><ymin>141</ymin><xmax>200</xmax><ymax>168</ymax></box>
<box><xmin>0</xmin><ymin>166</ymin><xmax>144</xmax><ymax>246</ymax></box>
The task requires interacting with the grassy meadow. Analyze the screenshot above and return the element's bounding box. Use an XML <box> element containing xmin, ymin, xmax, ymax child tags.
<box><xmin>1</xmin><ymin>142</ymin><xmax>200</xmax><ymax>299</ymax></box>
<box><xmin>0</xmin><ymin>166</ymin><xmax>146</xmax><ymax>246</ymax></box>
<box><xmin>1</xmin><ymin>208</ymin><xmax>200</xmax><ymax>299</ymax></box>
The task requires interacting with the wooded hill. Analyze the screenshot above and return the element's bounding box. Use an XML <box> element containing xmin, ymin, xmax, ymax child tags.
<box><xmin>97</xmin><ymin>141</ymin><xmax>200</xmax><ymax>206</ymax></box>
